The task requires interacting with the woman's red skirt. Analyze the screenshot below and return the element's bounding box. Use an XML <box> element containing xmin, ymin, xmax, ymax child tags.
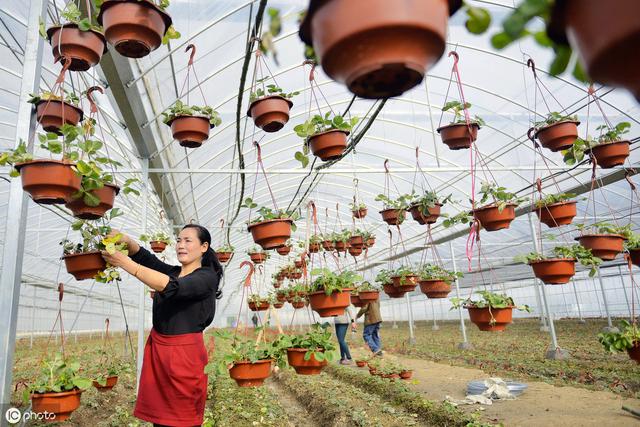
<box><xmin>134</xmin><ymin>329</ymin><xmax>208</xmax><ymax>426</ymax></box>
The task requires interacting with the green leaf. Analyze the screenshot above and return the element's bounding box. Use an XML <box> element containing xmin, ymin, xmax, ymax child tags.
<box><xmin>465</xmin><ymin>6</ymin><xmax>491</xmax><ymax>34</ymax></box>
<box><xmin>549</xmin><ymin>45</ymin><xmax>571</xmax><ymax>76</ymax></box>
<box><xmin>491</xmin><ymin>32</ymin><xmax>514</xmax><ymax>50</ymax></box>
<box><xmin>294</xmin><ymin>151</ymin><xmax>309</xmax><ymax>168</ymax></box>
<box><xmin>83</xmin><ymin>191</ymin><xmax>100</xmax><ymax>207</ymax></box>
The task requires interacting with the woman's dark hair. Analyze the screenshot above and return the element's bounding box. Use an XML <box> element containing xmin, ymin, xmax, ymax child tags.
<box><xmin>182</xmin><ymin>224</ymin><xmax>223</xmax><ymax>299</ymax></box>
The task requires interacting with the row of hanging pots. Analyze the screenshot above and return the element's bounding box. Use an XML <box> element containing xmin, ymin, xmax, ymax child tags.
<box><xmin>309</xmin><ymin>289</ymin><xmax>352</xmax><ymax>317</ymax></box>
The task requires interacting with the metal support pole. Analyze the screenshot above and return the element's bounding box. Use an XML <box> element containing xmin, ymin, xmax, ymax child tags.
<box><xmin>405</xmin><ymin>293</ymin><xmax>416</xmax><ymax>344</ymax></box>
<box><xmin>528</xmin><ymin>214</ymin><xmax>568</xmax><ymax>359</ymax></box>
<box><xmin>449</xmin><ymin>242</ymin><xmax>472</xmax><ymax>349</ymax></box>
<box><xmin>431</xmin><ymin>301</ymin><xmax>439</xmax><ymax>330</ymax></box>
<box><xmin>391</xmin><ymin>301</ymin><xmax>398</xmax><ymax>329</ymax></box>
<box><xmin>570</xmin><ymin>277</ymin><xmax>585</xmax><ymax>323</ymax></box>
<box><xmin>596</xmin><ymin>267</ymin><xmax>618</xmax><ymax>332</ymax></box>
<box><xmin>618</xmin><ymin>266</ymin><xmax>633</xmax><ymax>319</ymax></box>
<box><xmin>0</xmin><ymin>0</ymin><xmax>45</xmax><ymax>406</ymax></box>
<box><xmin>137</xmin><ymin>158</ymin><xmax>150</xmax><ymax>392</ymax></box>
<box><xmin>532</xmin><ymin>276</ymin><xmax>549</xmax><ymax>331</ymax></box>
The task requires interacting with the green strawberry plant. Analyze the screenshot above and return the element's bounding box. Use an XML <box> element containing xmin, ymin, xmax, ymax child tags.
<box><xmin>450</xmin><ymin>290</ymin><xmax>531</xmax><ymax>312</ymax></box>
<box><xmin>478</xmin><ymin>182</ymin><xmax>528</xmax><ymax>211</ymax></box>
<box><xmin>23</xmin><ymin>353</ymin><xmax>92</xmax><ymax>404</ymax></box>
<box><xmin>310</xmin><ymin>268</ymin><xmax>362</xmax><ymax>295</ymax></box>
<box><xmin>140</xmin><ymin>231</ymin><xmax>173</xmax><ymax>245</ymax></box>
<box><xmin>418</xmin><ymin>264</ymin><xmax>462</xmax><ymax>283</ymax></box>
<box><xmin>442</xmin><ymin>101</ymin><xmax>485</xmax><ymax>126</ymax></box>
<box><xmin>162</xmin><ymin>100</ymin><xmax>222</xmax><ymax>126</ymax></box>
<box><xmin>250</xmin><ymin>81</ymin><xmax>299</xmax><ymax>103</ymax></box>
<box><xmin>534</xmin><ymin>192</ymin><xmax>576</xmax><ymax>208</ymax></box>
<box><xmin>598</xmin><ymin>320</ymin><xmax>640</xmax><ymax>354</ymax></box>
<box><xmin>293</xmin><ymin>112</ymin><xmax>359</xmax><ymax>167</ymax></box>
<box><xmin>563</xmin><ymin>122</ymin><xmax>631</xmax><ymax>165</ymax></box>
<box><xmin>28</xmin><ymin>90</ymin><xmax>80</xmax><ymax>106</ymax></box>
<box><xmin>575</xmin><ymin>222</ymin><xmax>632</xmax><ymax>238</ymax></box>
<box><xmin>515</xmin><ymin>244</ymin><xmax>602</xmax><ymax>276</ymax></box>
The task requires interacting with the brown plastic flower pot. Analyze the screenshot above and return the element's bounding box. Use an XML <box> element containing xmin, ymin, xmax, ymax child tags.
<box><xmin>473</xmin><ymin>203</ymin><xmax>517</xmax><ymax>231</ymax></box>
<box><xmin>349</xmin><ymin>235</ymin><xmax>365</xmax><ymax>248</ymax></box>
<box><xmin>308</xmin><ymin>129</ymin><xmax>349</xmax><ymax>161</ymax></box>
<box><xmin>419</xmin><ymin>279</ymin><xmax>452</xmax><ymax>298</ymax></box>
<box><xmin>247</xmin><ymin>95</ymin><xmax>293</xmax><ymax>132</ymax></box>
<box><xmin>168</xmin><ymin>115</ymin><xmax>212</xmax><ymax>148</ymax></box>
<box><xmin>530</xmin><ymin>258</ymin><xmax>576</xmax><ymax>284</ymax></box>
<box><xmin>291</xmin><ymin>300</ymin><xmax>305</xmax><ymax>309</ymax></box>
<box><xmin>399</xmin><ymin>370</ymin><xmax>413</xmax><ymax>380</ymax></box>
<box><xmin>436</xmin><ymin>123</ymin><xmax>479</xmax><ymax>150</ymax></box>
<box><xmin>334</xmin><ymin>241</ymin><xmax>349</xmax><ymax>252</ymax></box>
<box><xmin>287</xmin><ymin>348</ymin><xmax>328</xmax><ymax>375</ymax></box>
<box><xmin>150</xmin><ymin>241</ymin><xmax>167</xmax><ymax>253</ymax></box>
<box><xmin>322</xmin><ymin>240</ymin><xmax>335</xmax><ymax>251</ymax></box>
<box><xmin>358</xmin><ymin>290</ymin><xmax>379</xmax><ymax>302</ymax></box>
<box><xmin>35</xmin><ymin>100</ymin><xmax>84</xmax><ymax>134</ymax></box>
<box><xmin>97</xmin><ymin>0</ymin><xmax>172</xmax><ymax>58</ymax></box>
<box><xmin>46</xmin><ymin>24</ymin><xmax>106</xmax><ymax>71</ymax></box>
<box><xmin>273</xmin><ymin>281</ymin><xmax>281</xmax><ymax>289</ymax></box>
<box><xmin>228</xmin><ymin>360</ymin><xmax>272</xmax><ymax>387</ymax></box>
<box><xmin>276</xmin><ymin>293</ymin><xmax>287</xmax><ymax>302</ymax></box>
<box><xmin>63</xmin><ymin>251</ymin><xmax>107</xmax><ymax>280</ymax></box>
<box><xmin>216</xmin><ymin>251</ymin><xmax>232</xmax><ymax>263</ymax></box>
<box><xmin>590</xmin><ymin>141</ymin><xmax>630</xmax><ymax>168</ymax></box>
<box><xmin>65</xmin><ymin>184</ymin><xmax>120</xmax><ymax>220</ymax></box>
<box><xmin>249</xmin><ymin>252</ymin><xmax>266</xmax><ymax>264</ymax></box>
<box><xmin>276</xmin><ymin>245</ymin><xmax>292</xmax><ymax>256</ymax></box>
<box><xmin>351</xmin><ymin>293</ymin><xmax>364</xmax><ymax>307</ymax></box>
<box><xmin>273</xmin><ymin>302</ymin><xmax>284</xmax><ymax>309</ymax></box>
<box><xmin>380</xmin><ymin>208</ymin><xmax>405</xmax><ymax>226</ymax></box>
<box><xmin>348</xmin><ymin>246</ymin><xmax>363</xmax><ymax>257</ymax></box>
<box><xmin>577</xmin><ymin>234</ymin><xmax>625</xmax><ymax>261</ymax></box>
<box><xmin>294</xmin><ymin>260</ymin><xmax>303</xmax><ymax>268</ymax></box>
<box><xmin>248</xmin><ymin>219</ymin><xmax>293</xmax><ymax>250</ymax></box>
<box><xmin>290</xmin><ymin>271</ymin><xmax>303</xmax><ymax>280</ymax></box>
<box><xmin>31</xmin><ymin>388</ymin><xmax>82</xmax><ymax>422</ymax></box>
<box><xmin>353</xmin><ymin>207</ymin><xmax>367</xmax><ymax>219</ymax></box>
<box><xmin>355</xmin><ymin>360</ymin><xmax>367</xmax><ymax>368</ymax></box>
<box><xmin>16</xmin><ymin>160</ymin><xmax>81</xmax><ymax>205</ymax></box>
<box><xmin>629</xmin><ymin>249</ymin><xmax>640</xmax><ymax>267</ymax></box>
<box><xmin>467</xmin><ymin>306</ymin><xmax>514</xmax><ymax>332</ymax></box>
<box><xmin>534</xmin><ymin>121</ymin><xmax>580</xmax><ymax>152</ymax></box>
<box><xmin>383</xmin><ymin>283</ymin><xmax>406</xmax><ymax>298</ymax></box>
<box><xmin>628</xmin><ymin>342</ymin><xmax>640</xmax><ymax>364</ymax></box>
<box><xmin>391</xmin><ymin>275</ymin><xmax>418</xmax><ymax>293</ymax></box>
<box><xmin>408</xmin><ymin>203</ymin><xmax>442</xmax><ymax>225</ymax></box>
<box><xmin>248</xmin><ymin>301</ymin><xmax>270</xmax><ymax>311</ymax></box>
<box><xmin>92</xmin><ymin>375</ymin><xmax>118</xmax><ymax>392</ymax></box>
<box><xmin>365</xmin><ymin>237</ymin><xmax>376</xmax><ymax>248</ymax></box>
<box><xmin>309</xmin><ymin>242</ymin><xmax>321</xmax><ymax>253</ymax></box>
<box><xmin>299</xmin><ymin>0</ymin><xmax>461</xmax><ymax>99</ymax></box>
<box><xmin>536</xmin><ymin>201</ymin><xmax>577</xmax><ymax>228</ymax></box>
<box><xmin>308</xmin><ymin>289</ymin><xmax>352</xmax><ymax>317</ymax></box>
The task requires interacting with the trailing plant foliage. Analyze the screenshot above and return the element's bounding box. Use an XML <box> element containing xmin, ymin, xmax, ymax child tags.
<box><xmin>625</xmin><ymin>232</ymin><xmax>640</xmax><ymax>251</ymax></box>
<box><xmin>390</xmin><ymin>265</ymin><xmax>417</xmax><ymax>284</ymax></box>
<box><xmin>215</xmin><ymin>244</ymin><xmax>234</xmax><ymax>252</ymax></box>
<box><xmin>310</xmin><ymin>268</ymin><xmax>362</xmax><ymax>295</ymax></box>
<box><xmin>161</xmin><ymin>100</ymin><xmax>222</xmax><ymax>126</ymax></box>
<box><xmin>418</xmin><ymin>264</ymin><xmax>462</xmax><ymax>283</ymax></box>
<box><xmin>350</xmin><ymin>201</ymin><xmax>366</xmax><ymax>211</ymax></box>
<box><xmin>23</xmin><ymin>353</ymin><xmax>92</xmax><ymax>404</ymax></box>
<box><xmin>478</xmin><ymin>182</ymin><xmax>527</xmax><ymax>211</ymax></box>
<box><xmin>562</xmin><ymin>122</ymin><xmax>631</xmax><ymax>165</ymax></box>
<box><xmin>375</xmin><ymin>269</ymin><xmax>393</xmax><ymax>285</ymax></box>
<box><xmin>241</xmin><ymin>197</ymin><xmax>300</xmax><ymax>231</ymax></box>
<box><xmin>39</xmin><ymin>3</ymin><xmax>102</xmax><ymax>36</ymax></box>
<box><xmin>273</xmin><ymin>323</ymin><xmax>337</xmax><ymax>363</ymax></box>
<box><xmin>441</xmin><ymin>101</ymin><xmax>485</xmax><ymax>126</ymax></box>
<box><xmin>0</xmin><ymin>140</ymin><xmax>34</xmax><ymax>177</ymax></box>
<box><xmin>375</xmin><ymin>193</ymin><xmax>413</xmax><ymax>210</ymax></box>
<box><xmin>28</xmin><ymin>90</ymin><xmax>80</xmax><ymax>106</ymax></box>
<box><xmin>450</xmin><ymin>290</ymin><xmax>531</xmax><ymax>312</ymax></box>
<box><xmin>293</xmin><ymin>112</ymin><xmax>359</xmax><ymax>167</ymax></box>
<box><xmin>442</xmin><ymin>210</ymin><xmax>473</xmax><ymax>228</ymax></box>
<box><xmin>515</xmin><ymin>244</ymin><xmax>602</xmax><ymax>276</ymax></box>
<box><xmin>140</xmin><ymin>231</ymin><xmax>172</xmax><ymax>244</ymax></box>
<box><xmin>356</xmin><ymin>281</ymin><xmax>380</xmax><ymax>292</ymax></box>
<box><xmin>249</xmin><ymin>81</ymin><xmax>299</xmax><ymax>103</ymax></box>
<box><xmin>598</xmin><ymin>320</ymin><xmax>640</xmax><ymax>353</ymax></box>
<box><xmin>258</xmin><ymin>7</ymin><xmax>282</xmax><ymax>63</ymax></box>
<box><xmin>534</xmin><ymin>192</ymin><xmax>576</xmax><ymax>208</ymax></box>
<box><xmin>575</xmin><ymin>222</ymin><xmax>632</xmax><ymax>238</ymax></box>
<box><xmin>409</xmin><ymin>190</ymin><xmax>452</xmax><ymax>214</ymax></box>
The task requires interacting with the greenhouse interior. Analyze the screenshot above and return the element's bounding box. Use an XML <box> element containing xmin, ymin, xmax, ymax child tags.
<box><xmin>0</xmin><ymin>0</ymin><xmax>639</xmax><ymax>426</ymax></box>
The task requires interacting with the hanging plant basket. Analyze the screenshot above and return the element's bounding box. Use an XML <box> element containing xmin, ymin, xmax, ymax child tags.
<box><xmin>590</xmin><ymin>141</ymin><xmax>630</xmax><ymax>168</ymax></box>
<box><xmin>529</xmin><ymin>258</ymin><xmax>576</xmax><ymax>284</ymax></box>
<box><xmin>15</xmin><ymin>160</ymin><xmax>81</xmax><ymax>205</ymax></box>
<box><xmin>436</xmin><ymin>123</ymin><xmax>479</xmax><ymax>150</ymax></box>
<box><xmin>536</xmin><ymin>201</ymin><xmax>577</xmax><ymax>228</ymax></box>
<box><xmin>309</xmin><ymin>242</ymin><xmax>321</xmax><ymax>253</ymax></box>
<box><xmin>349</xmin><ymin>235</ymin><xmax>365</xmax><ymax>248</ymax></box>
<box><xmin>334</xmin><ymin>241</ymin><xmax>349</xmax><ymax>252</ymax></box>
<box><xmin>31</xmin><ymin>388</ymin><xmax>82</xmax><ymax>422</ymax></box>
<box><xmin>229</xmin><ymin>359</ymin><xmax>272</xmax><ymax>387</ymax></box>
<box><xmin>419</xmin><ymin>279</ymin><xmax>451</xmax><ymax>298</ymax></box>
<box><xmin>322</xmin><ymin>240</ymin><xmax>335</xmax><ymax>251</ymax></box>
<box><xmin>391</xmin><ymin>275</ymin><xmax>418</xmax><ymax>292</ymax></box>
<box><xmin>353</xmin><ymin>207</ymin><xmax>367</xmax><ymax>219</ymax></box>
<box><xmin>348</xmin><ymin>246</ymin><xmax>363</xmax><ymax>257</ymax></box>
<box><xmin>273</xmin><ymin>302</ymin><xmax>284</xmax><ymax>309</ymax></box>
<box><xmin>248</xmin><ymin>219</ymin><xmax>293</xmax><ymax>250</ymax></box>
<box><xmin>628</xmin><ymin>342</ymin><xmax>640</xmax><ymax>364</ymax></box>
<box><xmin>534</xmin><ymin>121</ymin><xmax>580</xmax><ymax>152</ymax></box>
<box><xmin>629</xmin><ymin>249</ymin><xmax>640</xmax><ymax>267</ymax></box>
<box><xmin>247</xmin><ymin>96</ymin><xmax>293</xmax><ymax>133</ymax></box>
<box><xmin>577</xmin><ymin>234</ymin><xmax>625</xmax><ymax>261</ymax></box>
<box><xmin>216</xmin><ymin>251</ymin><xmax>232</xmax><ymax>263</ymax></box>
<box><xmin>273</xmin><ymin>281</ymin><xmax>282</xmax><ymax>289</ymax></box>
<box><xmin>408</xmin><ymin>203</ymin><xmax>442</xmax><ymax>225</ymax></box>
<box><xmin>380</xmin><ymin>208</ymin><xmax>406</xmax><ymax>226</ymax></box>
<box><xmin>383</xmin><ymin>283</ymin><xmax>406</xmax><ymax>298</ymax></box>
<box><xmin>294</xmin><ymin>260</ymin><xmax>303</xmax><ymax>268</ymax></box>
<box><xmin>291</xmin><ymin>300</ymin><xmax>306</xmax><ymax>309</ymax></box>
<box><xmin>92</xmin><ymin>375</ymin><xmax>118</xmax><ymax>392</ymax></box>
<box><xmin>308</xmin><ymin>129</ymin><xmax>349</xmax><ymax>161</ymax></box>
<box><xmin>63</xmin><ymin>251</ymin><xmax>107</xmax><ymax>280</ymax></box>
<box><xmin>65</xmin><ymin>184</ymin><xmax>120</xmax><ymax>220</ymax></box>
<box><xmin>358</xmin><ymin>290</ymin><xmax>379</xmax><ymax>302</ymax></box>
<box><xmin>467</xmin><ymin>306</ymin><xmax>514</xmax><ymax>332</ymax></box>
<box><xmin>298</xmin><ymin>0</ymin><xmax>461</xmax><ymax>99</ymax></box>
<box><xmin>473</xmin><ymin>203</ymin><xmax>517</xmax><ymax>231</ymax></box>
<box><xmin>248</xmin><ymin>300</ymin><xmax>270</xmax><ymax>311</ymax></box>
<box><xmin>308</xmin><ymin>289</ymin><xmax>352</xmax><ymax>317</ymax></box>
<box><xmin>150</xmin><ymin>241</ymin><xmax>167</xmax><ymax>253</ymax></box>
<box><xmin>287</xmin><ymin>348</ymin><xmax>328</xmax><ymax>375</ymax></box>
<box><xmin>166</xmin><ymin>115</ymin><xmax>212</xmax><ymax>148</ymax></box>
<box><xmin>276</xmin><ymin>245</ymin><xmax>292</xmax><ymax>256</ymax></box>
<box><xmin>290</xmin><ymin>271</ymin><xmax>303</xmax><ymax>280</ymax></box>
<box><xmin>35</xmin><ymin>100</ymin><xmax>84</xmax><ymax>134</ymax></box>
<box><xmin>365</xmin><ymin>237</ymin><xmax>376</xmax><ymax>248</ymax></box>
<box><xmin>97</xmin><ymin>0</ymin><xmax>172</xmax><ymax>58</ymax></box>
<box><xmin>46</xmin><ymin>24</ymin><xmax>106</xmax><ymax>71</ymax></box>
<box><xmin>351</xmin><ymin>293</ymin><xmax>365</xmax><ymax>307</ymax></box>
<box><xmin>276</xmin><ymin>293</ymin><xmax>286</xmax><ymax>302</ymax></box>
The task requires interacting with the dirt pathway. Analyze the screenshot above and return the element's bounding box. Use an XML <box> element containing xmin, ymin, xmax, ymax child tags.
<box><xmin>266</xmin><ymin>377</ymin><xmax>321</xmax><ymax>427</ymax></box>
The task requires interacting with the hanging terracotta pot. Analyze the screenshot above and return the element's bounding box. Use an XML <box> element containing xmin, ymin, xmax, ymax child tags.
<box><xmin>294</xmin><ymin>260</ymin><xmax>303</xmax><ymax>268</ymax></box>
<box><xmin>534</xmin><ymin>121</ymin><xmax>580</xmax><ymax>152</ymax></box>
<box><xmin>150</xmin><ymin>241</ymin><xmax>167</xmax><ymax>253</ymax></box>
<box><xmin>299</xmin><ymin>0</ymin><xmax>462</xmax><ymax>99</ymax></box>
<box><xmin>391</xmin><ymin>275</ymin><xmax>418</xmax><ymax>293</ymax></box>
<box><xmin>334</xmin><ymin>241</ymin><xmax>349</xmax><ymax>252</ymax></box>
<box><xmin>408</xmin><ymin>203</ymin><xmax>442</xmax><ymax>225</ymax></box>
<box><xmin>351</xmin><ymin>293</ymin><xmax>364</xmax><ymax>307</ymax></box>
<box><xmin>63</xmin><ymin>251</ymin><xmax>107</xmax><ymax>280</ymax></box>
<box><xmin>247</xmin><ymin>96</ymin><xmax>293</xmax><ymax>132</ymax></box>
<box><xmin>276</xmin><ymin>245</ymin><xmax>292</xmax><ymax>256</ymax></box>
<box><xmin>46</xmin><ymin>24</ymin><xmax>106</xmax><ymax>71</ymax></box>
<box><xmin>419</xmin><ymin>279</ymin><xmax>451</xmax><ymax>298</ymax></box>
<box><xmin>309</xmin><ymin>242</ymin><xmax>321</xmax><ymax>253</ymax></box>
<box><xmin>65</xmin><ymin>184</ymin><xmax>120</xmax><ymax>220</ymax></box>
<box><xmin>536</xmin><ymin>201</ymin><xmax>577</xmax><ymax>228</ymax></box>
<box><xmin>273</xmin><ymin>302</ymin><xmax>284</xmax><ymax>309</ymax></box>
<box><xmin>353</xmin><ymin>207</ymin><xmax>367</xmax><ymax>219</ymax></box>
<box><xmin>529</xmin><ymin>258</ymin><xmax>576</xmax><ymax>284</ymax></box>
<box><xmin>349</xmin><ymin>235</ymin><xmax>365</xmax><ymax>248</ymax></box>
<box><xmin>400</xmin><ymin>370</ymin><xmax>413</xmax><ymax>380</ymax></box>
<box><xmin>273</xmin><ymin>282</ymin><xmax>281</xmax><ymax>289</ymax></box>
<box><xmin>276</xmin><ymin>293</ymin><xmax>287</xmax><ymax>302</ymax></box>
<box><xmin>380</xmin><ymin>208</ymin><xmax>406</xmax><ymax>226</ymax></box>
<box><xmin>248</xmin><ymin>219</ymin><xmax>293</xmax><ymax>250</ymax></box>
<box><xmin>365</xmin><ymin>237</ymin><xmax>376</xmax><ymax>248</ymax></box>
<box><xmin>308</xmin><ymin>289</ymin><xmax>351</xmax><ymax>317</ymax></box>
<box><xmin>358</xmin><ymin>290</ymin><xmax>379</xmax><ymax>302</ymax></box>
<box><xmin>629</xmin><ymin>249</ymin><xmax>640</xmax><ymax>267</ymax></box>
<box><xmin>229</xmin><ymin>359</ymin><xmax>272</xmax><ymax>387</ymax></box>
<box><xmin>436</xmin><ymin>123</ymin><xmax>479</xmax><ymax>150</ymax></box>
<box><xmin>97</xmin><ymin>0</ymin><xmax>172</xmax><ymax>58</ymax></box>
<box><xmin>167</xmin><ymin>116</ymin><xmax>212</xmax><ymax>148</ymax></box>
<box><xmin>35</xmin><ymin>100</ymin><xmax>84</xmax><ymax>134</ymax></box>
<box><xmin>473</xmin><ymin>203</ymin><xmax>517</xmax><ymax>231</ymax></box>
<box><xmin>216</xmin><ymin>251</ymin><xmax>232</xmax><ymax>263</ymax></box>
<box><xmin>348</xmin><ymin>246</ymin><xmax>363</xmax><ymax>257</ymax></box>
<box><xmin>31</xmin><ymin>388</ymin><xmax>82</xmax><ymax>422</ymax></box>
<box><xmin>548</xmin><ymin>0</ymin><xmax>640</xmax><ymax>101</ymax></box>
<box><xmin>92</xmin><ymin>375</ymin><xmax>118</xmax><ymax>392</ymax></box>
<box><xmin>290</xmin><ymin>271</ymin><xmax>303</xmax><ymax>280</ymax></box>
<box><xmin>287</xmin><ymin>348</ymin><xmax>327</xmax><ymax>375</ymax></box>
<box><xmin>383</xmin><ymin>283</ymin><xmax>407</xmax><ymax>298</ymax></box>
<box><xmin>467</xmin><ymin>306</ymin><xmax>513</xmax><ymax>332</ymax></box>
<box><xmin>308</xmin><ymin>129</ymin><xmax>349</xmax><ymax>161</ymax></box>
<box><xmin>321</xmin><ymin>240</ymin><xmax>334</xmax><ymax>251</ymax></box>
<box><xmin>577</xmin><ymin>234</ymin><xmax>625</xmax><ymax>260</ymax></box>
<box><xmin>249</xmin><ymin>252</ymin><xmax>266</xmax><ymax>264</ymax></box>
<box><xmin>15</xmin><ymin>160</ymin><xmax>81</xmax><ymax>205</ymax></box>
<box><xmin>590</xmin><ymin>141</ymin><xmax>630</xmax><ymax>168</ymax></box>
<box><xmin>248</xmin><ymin>300</ymin><xmax>270</xmax><ymax>311</ymax></box>
<box><xmin>628</xmin><ymin>342</ymin><xmax>640</xmax><ymax>364</ymax></box>
<box><xmin>291</xmin><ymin>300</ymin><xmax>306</xmax><ymax>309</ymax></box>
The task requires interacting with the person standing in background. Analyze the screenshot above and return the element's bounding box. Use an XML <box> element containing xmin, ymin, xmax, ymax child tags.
<box><xmin>357</xmin><ymin>299</ymin><xmax>383</xmax><ymax>357</ymax></box>
<box><xmin>334</xmin><ymin>305</ymin><xmax>357</xmax><ymax>364</ymax></box>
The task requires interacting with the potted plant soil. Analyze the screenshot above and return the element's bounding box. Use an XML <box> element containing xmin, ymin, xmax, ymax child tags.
<box><xmin>294</xmin><ymin>112</ymin><xmax>359</xmax><ymax>163</ymax></box>
<box><xmin>451</xmin><ymin>290</ymin><xmax>531</xmax><ymax>332</ymax></box>
<box><xmin>534</xmin><ymin>112</ymin><xmax>580</xmax><ymax>152</ymax></box>
<box><xmin>357</xmin><ymin>281</ymin><xmax>380</xmax><ymax>302</ymax></box>
<box><xmin>140</xmin><ymin>232</ymin><xmax>173</xmax><ymax>253</ymax></box>
<box><xmin>162</xmin><ymin>101</ymin><xmax>222</xmax><ymax>148</ymax></box>
<box><xmin>298</xmin><ymin>0</ymin><xmax>464</xmax><ymax>99</ymax></box>
<box><xmin>518</xmin><ymin>244</ymin><xmax>601</xmax><ymax>285</ymax></box>
<box><xmin>215</xmin><ymin>244</ymin><xmax>234</xmax><ymax>263</ymax></box>
<box><xmin>97</xmin><ymin>0</ymin><xmax>177</xmax><ymax>58</ymax></box>
<box><xmin>407</xmin><ymin>190</ymin><xmax>451</xmax><ymax>225</ymax></box>
<box><xmin>277</xmin><ymin>324</ymin><xmax>336</xmax><ymax>375</ymax></box>
<box><xmin>418</xmin><ymin>264</ymin><xmax>462</xmax><ymax>298</ymax></box>
<box><xmin>248</xmin><ymin>84</ymin><xmax>298</xmax><ymax>132</ymax></box>
<box><xmin>29</xmin><ymin>92</ymin><xmax>83</xmax><ymax>133</ymax></box>
<box><xmin>375</xmin><ymin>193</ymin><xmax>411</xmax><ymax>226</ymax></box>
<box><xmin>243</xmin><ymin>198</ymin><xmax>299</xmax><ymax>249</ymax></box>
<box><xmin>390</xmin><ymin>266</ymin><xmax>419</xmax><ymax>292</ymax></box>
<box><xmin>472</xmin><ymin>182</ymin><xmax>527</xmax><ymax>231</ymax></box>
<box><xmin>576</xmin><ymin>222</ymin><xmax>629</xmax><ymax>261</ymax></box>
<box><xmin>598</xmin><ymin>320</ymin><xmax>640</xmax><ymax>364</ymax></box>
<box><xmin>308</xmin><ymin>268</ymin><xmax>359</xmax><ymax>317</ymax></box>
<box><xmin>535</xmin><ymin>192</ymin><xmax>577</xmax><ymax>228</ymax></box>
<box><xmin>350</xmin><ymin>201</ymin><xmax>367</xmax><ymax>219</ymax></box>
<box><xmin>437</xmin><ymin>101</ymin><xmax>485</xmax><ymax>150</ymax></box>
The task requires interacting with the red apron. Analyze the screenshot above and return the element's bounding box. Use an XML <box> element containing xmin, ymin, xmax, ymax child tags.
<box><xmin>134</xmin><ymin>329</ymin><xmax>208</xmax><ymax>426</ymax></box>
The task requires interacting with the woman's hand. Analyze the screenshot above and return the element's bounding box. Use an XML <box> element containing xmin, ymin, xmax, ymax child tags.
<box><xmin>108</xmin><ymin>229</ymin><xmax>141</xmax><ymax>256</ymax></box>
<box><xmin>101</xmin><ymin>250</ymin><xmax>130</xmax><ymax>268</ymax></box>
